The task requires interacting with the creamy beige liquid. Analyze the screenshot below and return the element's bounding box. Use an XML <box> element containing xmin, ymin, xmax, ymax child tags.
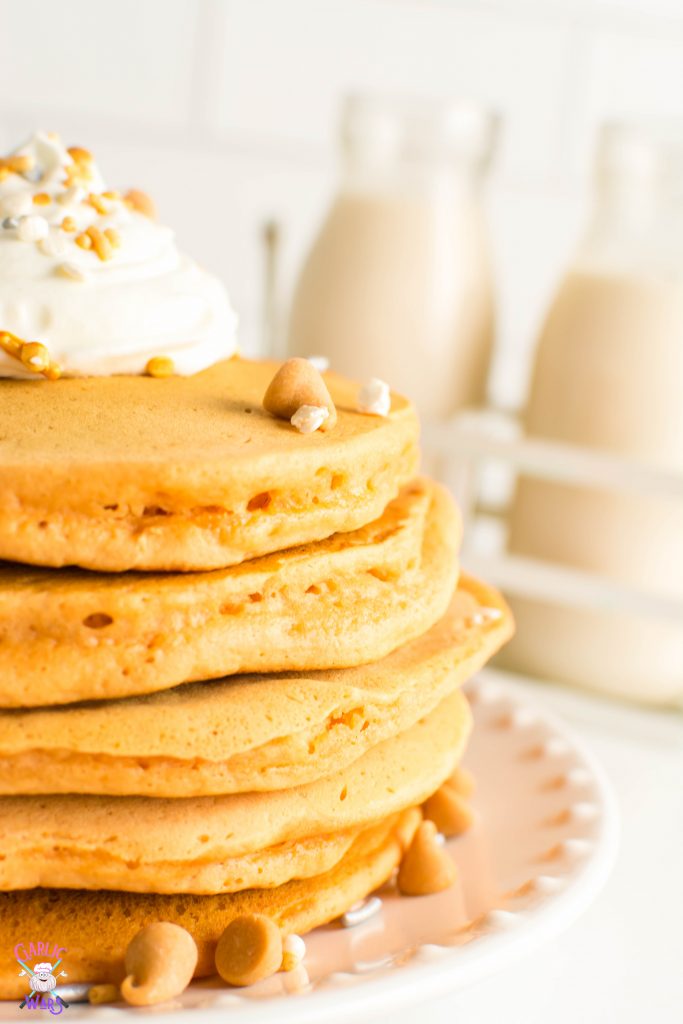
<box><xmin>505</xmin><ymin>268</ymin><xmax>683</xmax><ymax>703</ymax></box>
<box><xmin>288</xmin><ymin>191</ymin><xmax>494</xmax><ymax>418</ymax></box>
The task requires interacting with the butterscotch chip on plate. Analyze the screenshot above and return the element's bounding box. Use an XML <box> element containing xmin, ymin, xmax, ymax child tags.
<box><xmin>0</xmin><ymin>810</ymin><xmax>420</xmax><ymax>1001</ymax></box>
<box><xmin>397</xmin><ymin>820</ymin><xmax>458</xmax><ymax>896</ymax></box>
<box><xmin>0</xmin><ymin>691</ymin><xmax>471</xmax><ymax>894</ymax></box>
<box><xmin>215</xmin><ymin>915</ymin><xmax>282</xmax><ymax>986</ymax></box>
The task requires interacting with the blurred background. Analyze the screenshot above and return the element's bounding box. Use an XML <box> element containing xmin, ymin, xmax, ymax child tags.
<box><xmin>2</xmin><ymin>0</ymin><xmax>682</xmax><ymax>404</ymax></box>
<box><xmin>5</xmin><ymin>0</ymin><xmax>682</xmax><ymax>708</ymax></box>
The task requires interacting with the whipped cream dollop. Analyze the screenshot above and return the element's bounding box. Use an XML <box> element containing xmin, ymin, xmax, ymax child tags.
<box><xmin>0</xmin><ymin>132</ymin><xmax>238</xmax><ymax>378</ymax></box>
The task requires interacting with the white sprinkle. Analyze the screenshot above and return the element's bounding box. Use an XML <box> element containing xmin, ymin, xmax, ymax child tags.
<box><xmin>58</xmin><ymin>261</ymin><xmax>89</xmax><ymax>283</ymax></box>
<box><xmin>291</xmin><ymin>404</ymin><xmax>329</xmax><ymax>434</ymax></box>
<box><xmin>17</xmin><ymin>214</ymin><xmax>49</xmax><ymax>243</ymax></box>
<box><xmin>340</xmin><ymin>895</ymin><xmax>382</xmax><ymax>927</ymax></box>
<box><xmin>357</xmin><ymin>378</ymin><xmax>391</xmax><ymax>417</ymax></box>
<box><xmin>283</xmin><ymin>934</ymin><xmax>306</xmax><ymax>963</ymax></box>
<box><xmin>57</xmin><ymin>186</ymin><xmax>86</xmax><ymax>207</ymax></box>
<box><xmin>38</xmin><ymin>230</ymin><xmax>68</xmax><ymax>258</ymax></box>
<box><xmin>307</xmin><ymin>355</ymin><xmax>330</xmax><ymax>373</ymax></box>
<box><xmin>0</xmin><ymin>190</ymin><xmax>33</xmax><ymax>219</ymax></box>
<box><xmin>434</xmin><ymin>831</ymin><xmax>446</xmax><ymax>846</ymax></box>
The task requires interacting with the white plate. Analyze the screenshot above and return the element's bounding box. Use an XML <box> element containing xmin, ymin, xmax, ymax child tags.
<box><xmin>0</xmin><ymin>672</ymin><xmax>618</xmax><ymax>1023</ymax></box>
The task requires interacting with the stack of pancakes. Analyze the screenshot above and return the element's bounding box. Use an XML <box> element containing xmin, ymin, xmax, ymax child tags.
<box><xmin>0</xmin><ymin>358</ymin><xmax>512</xmax><ymax>996</ymax></box>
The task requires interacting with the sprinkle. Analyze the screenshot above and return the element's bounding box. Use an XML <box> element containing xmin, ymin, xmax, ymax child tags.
<box><xmin>64</xmin><ymin>148</ymin><xmax>94</xmax><ymax>188</ymax></box>
<box><xmin>86</xmin><ymin>225</ymin><xmax>113</xmax><ymax>261</ymax></box>
<box><xmin>87</xmin><ymin>192</ymin><xmax>108</xmax><ymax>215</ymax></box>
<box><xmin>58</xmin><ymin>261</ymin><xmax>89</xmax><ymax>283</ymax></box>
<box><xmin>67</xmin><ymin>146</ymin><xmax>93</xmax><ymax>165</ymax></box>
<box><xmin>38</xmin><ymin>231</ymin><xmax>68</xmax><ymax>258</ymax></box>
<box><xmin>281</xmin><ymin>934</ymin><xmax>306</xmax><ymax>972</ymax></box>
<box><xmin>61</xmin><ymin>216</ymin><xmax>77</xmax><ymax>233</ymax></box>
<box><xmin>0</xmin><ymin>153</ymin><xmax>35</xmax><ymax>177</ymax></box>
<box><xmin>102</xmin><ymin>190</ymin><xmax>120</xmax><ymax>201</ymax></box>
<box><xmin>57</xmin><ymin>186</ymin><xmax>86</xmax><ymax>207</ymax></box>
<box><xmin>340</xmin><ymin>896</ymin><xmax>383</xmax><ymax>927</ymax></box>
<box><xmin>33</xmin><ymin>192</ymin><xmax>51</xmax><ymax>206</ymax></box>
<box><xmin>0</xmin><ymin>190</ymin><xmax>32</xmax><ymax>219</ymax></box>
<box><xmin>124</xmin><ymin>188</ymin><xmax>156</xmax><ymax>219</ymax></box>
<box><xmin>291</xmin><ymin>404</ymin><xmax>329</xmax><ymax>434</ymax></box>
<box><xmin>357</xmin><ymin>378</ymin><xmax>391</xmax><ymax>417</ymax></box>
<box><xmin>75</xmin><ymin>231</ymin><xmax>92</xmax><ymax>251</ymax></box>
<box><xmin>20</xmin><ymin>342</ymin><xmax>51</xmax><ymax>373</ymax></box>
<box><xmin>104</xmin><ymin>227</ymin><xmax>121</xmax><ymax>249</ymax></box>
<box><xmin>0</xmin><ymin>332</ymin><xmax>61</xmax><ymax>380</ymax></box>
<box><xmin>2</xmin><ymin>217</ymin><xmax>18</xmax><ymax>230</ymax></box>
<box><xmin>17</xmin><ymin>215</ymin><xmax>49</xmax><ymax>243</ymax></box>
<box><xmin>146</xmin><ymin>356</ymin><xmax>175</xmax><ymax>378</ymax></box>
<box><xmin>307</xmin><ymin>355</ymin><xmax>330</xmax><ymax>373</ymax></box>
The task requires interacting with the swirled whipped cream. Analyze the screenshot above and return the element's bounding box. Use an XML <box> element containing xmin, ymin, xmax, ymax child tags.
<box><xmin>0</xmin><ymin>132</ymin><xmax>237</xmax><ymax>378</ymax></box>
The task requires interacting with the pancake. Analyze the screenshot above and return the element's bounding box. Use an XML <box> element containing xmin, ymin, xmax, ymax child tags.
<box><xmin>0</xmin><ymin>807</ymin><xmax>420</xmax><ymax>1001</ymax></box>
<box><xmin>0</xmin><ymin>357</ymin><xmax>418</xmax><ymax>572</ymax></box>
<box><xmin>0</xmin><ymin>479</ymin><xmax>459</xmax><ymax>707</ymax></box>
<box><xmin>0</xmin><ymin>576</ymin><xmax>512</xmax><ymax>796</ymax></box>
<box><xmin>0</xmin><ymin>691</ymin><xmax>469</xmax><ymax>894</ymax></box>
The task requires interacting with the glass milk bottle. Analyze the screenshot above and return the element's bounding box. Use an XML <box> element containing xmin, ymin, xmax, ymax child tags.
<box><xmin>506</xmin><ymin>123</ymin><xmax>683</xmax><ymax>704</ymax></box>
<box><xmin>288</xmin><ymin>96</ymin><xmax>498</xmax><ymax>419</ymax></box>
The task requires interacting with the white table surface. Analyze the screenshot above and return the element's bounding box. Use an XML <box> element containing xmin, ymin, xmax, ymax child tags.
<box><xmin>386</xmin><ymin>673</ymin><xmax>683</xmax><ymax>1024</ymax></box>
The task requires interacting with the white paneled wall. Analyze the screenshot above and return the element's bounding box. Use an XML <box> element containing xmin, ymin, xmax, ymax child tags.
<box><xmin>1</xmin><ymin>0</ymin><xmax>683</xmax><ymax>406</ymax></box>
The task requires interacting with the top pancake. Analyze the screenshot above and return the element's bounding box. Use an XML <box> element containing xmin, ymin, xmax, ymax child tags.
<box><xmin>0</xmin><ymin>357</ymin><xmax>418</xmax><ymax>571</ymax></box>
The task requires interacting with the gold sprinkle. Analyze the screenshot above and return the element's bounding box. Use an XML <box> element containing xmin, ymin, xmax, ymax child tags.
<box><xmin>124</xmin><ymin>188</ymin><xmax>156</xmax><ymax>219</ymax></box>
<box><xmin>86</xmin><ymin>225</ymin><xmax>113</xmax><ymax>261</ymax></box>
<box><xmin>146</xmin><ymin>356</ymin><xmax>175</xmax><ymax>378</ymax></box>
<box><xmin>75</xmin><ymin>232</ymin><xmax>92</xmax><ymax>251</ymax></box>
<box><xmin>61</xmin><ymin>216</ymin><xmax>77</xmax><ymax>233</ymax></box>
<box><xmin>20</xmin><ymin>342</ymin><xmax>51</xmax><ymax>373</ymax></box>
<box><xmin>0</xmin><ymin>154</ymin><xmax>35</xmax><ymax>177</ymax></box>
<box><xmin>0</xmin><ymin>331</ymin><xmax>61</xmax><ymax>380</ymax></box>
<box><xmin>87</xmin><ymin>192</ymin><xmax>108</xmax><ymax>215</ymax></box>
<box><xmin>102</xmin><ymin>190</ymin><xmax>121</xmax><ymax>201</ymax></box>
<box><xmin>104</xmin><ymin>227</ymin><xmax>121</xmax><ymax>249</ymax></box>
<box><xmin>67</xmin><ymin>146</ymin><xmax>92</xmax><ymax>165</ymax></box>
<box><xmin>33</xmin><ymin>192</ymin><xmax>51</xmax><ymax>206</ymax></box>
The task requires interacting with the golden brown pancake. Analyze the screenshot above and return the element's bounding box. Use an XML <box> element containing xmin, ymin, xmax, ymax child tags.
<box><xmin>0</xmin><ymin>576</ymin><xmax>511</xmax><ymax>796</ymax></box>
<box><xmin>0</xmin><ymin>357</ymin><xmax>418</xmax><ymax>572</ymax></box>
<box><xmin>0</xmin><ymin>808</ymin><xmax>421</xmax><ymax>1000</ymax></box>
<box><xmin>0</xmin><ymin>479</ymin><xmax>459</xmax><ymax>707</ymax></box>
<box><xmin>0</xmin><ymin>692</ymin><xmax>469</xmax><ymax>894</ymax></box>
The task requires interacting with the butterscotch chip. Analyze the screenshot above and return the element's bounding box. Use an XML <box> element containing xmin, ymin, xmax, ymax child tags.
<box><xmin>121</xmin><ymin>921</ymin><xmax>197</xmax><ymax>1006</ymax></box>
<box><xmin>422</xmin><ymin>782</ymin><xmax>474</xmax><ymax>837</ymax></box>
<box><xmin>215</xmin><ymin>914</ymin><xmax>283</xmax><ymax>987</ymax></box>
<box><xmin>449</xmin><ymin>765</ymin><xmax>475</xmax><ymax>797</ymax></box>
<box><xmin>88</xmin><ymin>984</ymin><xmax>120</xmax><ymax>1004</ymax></box>
<box><xmin>397</xmin><ymin>820</ymin><xmax>457</xmax><ymax>896</ymax></box>
<box><xmin>263</xmin><ymin>358</ymin><xmax>337</xmax><ymax>429</ymax></box>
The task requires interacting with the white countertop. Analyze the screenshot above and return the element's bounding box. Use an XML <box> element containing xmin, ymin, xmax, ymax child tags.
<box><xmin>391</xmin><ymin>675</ymin><xmax>683</xmax><ymax>1024</ymax></box>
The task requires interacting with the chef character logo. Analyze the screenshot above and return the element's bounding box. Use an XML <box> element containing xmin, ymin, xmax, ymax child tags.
<box><xmin>14</xmin><ymin>942</ymin><xmax>69</xmax><ymax>1014</ymax></box>
<box><xmin>30</xmin><ymin>963</ymin><xmax>57</xmax><ymax>993</ymax></box>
